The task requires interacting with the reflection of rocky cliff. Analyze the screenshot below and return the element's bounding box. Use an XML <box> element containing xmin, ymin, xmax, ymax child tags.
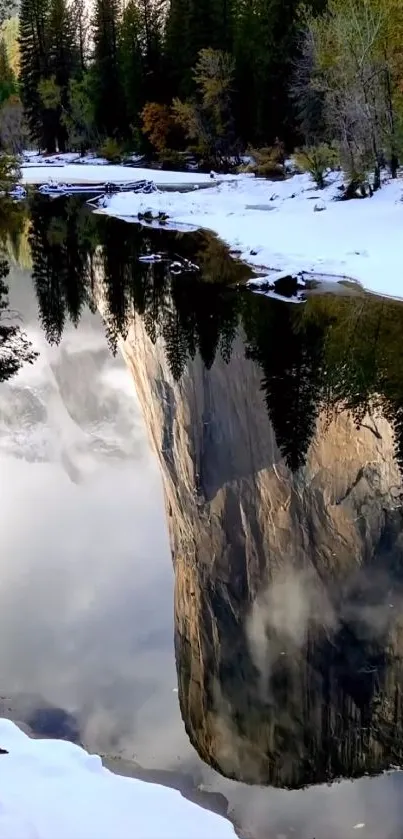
<box><xmin>120</xmin><ymin>309</ymin><xmax>403</xmax><ymax>790</ymax></box>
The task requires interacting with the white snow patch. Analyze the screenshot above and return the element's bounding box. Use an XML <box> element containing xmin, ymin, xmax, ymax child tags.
<box><xmin>21</xmin><ymin>161</ymin><xmax>233</xmax><ymax>188</ymax></box>
<box><xmin>0</xmin><ymin>718</ymin><xmax>235</xmax><ymax>839</ymax></box>
<box><xmin>96</xmin><ymin>170</ymin><xmax>403</xmax><ymax>298</ymax></box>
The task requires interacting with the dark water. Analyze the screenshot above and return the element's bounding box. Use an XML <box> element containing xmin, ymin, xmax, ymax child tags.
<box><xmin>2</xmin><ymin>196</ymin><xmax>403</xmax><ymax>838</ymax></box>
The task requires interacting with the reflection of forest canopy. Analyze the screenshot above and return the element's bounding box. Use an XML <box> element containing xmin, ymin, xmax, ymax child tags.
<box><xmin>27</xmin><ymin>197</ymin><xmax>403</xmax><ymax>478</ymax></box>
<box><xmin>0</xmin><ymin>253</ymin><xmax>37</xmax><ymax>382</ymax></box>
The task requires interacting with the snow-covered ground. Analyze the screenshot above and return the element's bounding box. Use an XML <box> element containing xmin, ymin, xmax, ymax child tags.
<box><xmin>20</xmin><ymin>152</ymin><xmax>403</xmax><ymax>296</ymax></box>
<box><xmin>0</xmin><ymin>718</ymin><xmax>235</xmax><ymax>839</ymax></box>
<box><xmin>21</xmin><ymin>159</ymin><xmax>225</xmax><ymax>188</ymax></box>
<box><xmin>95</xmin><ymin>170</ymin><xmax>403</xmax><ymax>299</ymax></box>
<box><xmin>22</xmin><ymin>151</ymin><xmax>143</xmax><ymax>167</ymax></box>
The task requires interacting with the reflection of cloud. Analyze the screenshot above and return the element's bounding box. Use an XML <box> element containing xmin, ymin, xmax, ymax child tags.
<box><xmin>246</xmin><ymin>568</ymin><xmax>337</xmax><ymax>699</ymax></box>
<box><xmin>0</xmin><ymin>322</ymin><xmax>145</xmax><ymax>476</ymax></box>
<box><xmin>0</xmin><ymin>276</ymin><xmax>191</xmax><ymax>769</ymax></box>
<box><xmin>201</xmin><ymin>764</ymin><xmax>403</xmax><ymax>839</ymax></box>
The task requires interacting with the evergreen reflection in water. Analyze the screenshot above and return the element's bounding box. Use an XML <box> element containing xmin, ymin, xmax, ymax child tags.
<box><xmin>12</xmin><ymin>194</ymin><xmax>403</xmax><ymax>791</ymax></box>
<box><xmin>26</xmin><ymin>195</ymin><xmax>403</xmax><ymax>482</ymax></box>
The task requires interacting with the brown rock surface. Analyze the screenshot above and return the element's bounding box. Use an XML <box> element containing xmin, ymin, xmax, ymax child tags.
<box><xmin>120</xmin><ymin>312</ymin><xmax>403</xmax><ymax>789</ymax></box>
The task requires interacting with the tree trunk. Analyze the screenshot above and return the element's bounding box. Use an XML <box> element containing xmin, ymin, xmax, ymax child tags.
<box><xmin>373</xmin><ymin>162</ymin><xmax>381</xmax><ymax>192</ymax></box>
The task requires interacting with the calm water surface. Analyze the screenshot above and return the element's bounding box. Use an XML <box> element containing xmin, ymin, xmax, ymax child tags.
<box><xmin>1</xmin><ymin>197</ymin><xmax>403</xmax><ymax>838</ymax></box>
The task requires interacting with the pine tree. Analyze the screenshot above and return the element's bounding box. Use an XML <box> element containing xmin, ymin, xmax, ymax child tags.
<box><xmin>138</xmin><ymin>0</ymin><xmax>164</xmax><ymax>101</ymax></box>
<box><xmin>119</xmin><ymin>0</ymin><xmax>143</xmax><ymax>132</ymax></box>
<box><xmin>47</xmin><ymin>0</ymin><xmax>78</xmax><ymax>151</ymax></box>
<box><xmin>92</xmin><ymin>0</ymin><xmax>125</xmax><ymax>138</ymax></box>
<box><xmin>19</xmin><ymin>0</ymin><xmax>51</xmax><ymax>149</ymax></box>
<box><xmin>71</xmin><ymin>0</ymin><xmax>88</xmax><ymax>72</ymax></box>
<box><xmin>165</xmin><ymin>0</ymin><xmax>233</xmax><ymax>97</ymax></box>
<box><xmin>0</xmin><ymin>37</ymin><xmax>15</xmax><ymax>102</ymax></box>
<box><xmin>233</xmin><ymin>0</ymin><xmax>302</xmax><ymax>144</ymax></box>
<box><xmin>164</xmin><ymin>0</ymin><xmax>191</xmax><ymax>95</ymax></box>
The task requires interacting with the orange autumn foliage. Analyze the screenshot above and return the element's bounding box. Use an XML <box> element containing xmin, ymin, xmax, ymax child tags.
<box><xmin>141</xmin><ymin>102</ymin><xmax>174</xmax><ymax>152</ymax></box>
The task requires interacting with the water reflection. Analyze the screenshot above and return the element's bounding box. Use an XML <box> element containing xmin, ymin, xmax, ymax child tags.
<box><xmin>13</xmin><ymin>197</ymin><xmax>403</xmax><ymax>485</ymax></box>
<box><xmin>3</xmin><ymin>195</ymin><xmax>403</xmax><ymax>837</ymax></box>
<box><xmin>0</xmin><ymin>257</ymin><xmax>37</xmax><ymax>383</ymax></box>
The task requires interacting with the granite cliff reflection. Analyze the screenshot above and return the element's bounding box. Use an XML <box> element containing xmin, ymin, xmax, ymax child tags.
<box><xmin>116</xmin><ymin>289</ymin><xmax>403</xmax><ymax>790</ymax></box>
<box><xmin>18</xmin><ymin>196</ymin><xmax>403</xmax><ymax>793</ymax></box>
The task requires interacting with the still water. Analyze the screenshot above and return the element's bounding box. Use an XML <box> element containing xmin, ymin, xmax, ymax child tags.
<box><xmin>1</xmin><ymin>196</ymin><xmax>403</xmax><ymax>838</ymax></box>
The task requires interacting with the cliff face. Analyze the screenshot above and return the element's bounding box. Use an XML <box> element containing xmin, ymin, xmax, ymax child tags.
<box><xmin>120</xmin><ymin>311</ymin><xmax>403</xmax><ymax>789</ymax></box>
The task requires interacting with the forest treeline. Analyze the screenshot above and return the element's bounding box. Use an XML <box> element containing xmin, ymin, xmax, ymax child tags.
<box><xmin>0</xmin><ymin>0</ymin><xmax>399</xmax><ymax>183</ymax></box>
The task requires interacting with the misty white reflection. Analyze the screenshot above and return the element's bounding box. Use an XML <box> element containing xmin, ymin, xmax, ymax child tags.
<box><xmin>0</xmin><ymin>268</ymin><xmax>187</xmax><ymax>767</ymax></box>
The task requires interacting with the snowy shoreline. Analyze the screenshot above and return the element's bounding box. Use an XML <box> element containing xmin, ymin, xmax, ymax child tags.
<box><xmin>21</xmin><ymin>157</ymin><xmax>403</xmax><ymax>299</ymax></box>
<box><xmin>0</xmin><ymin>718</ymin><xmax>236</xmax><ymax>839</ymax></box>
<box><xmin>95</xmin><ymin>170</ymin><xmax>403</xmax><ymax>299</ymax></box>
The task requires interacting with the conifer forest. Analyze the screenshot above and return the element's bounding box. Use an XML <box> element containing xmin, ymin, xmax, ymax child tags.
<box><xmin>0</xmin><ymin>0</ymin><xmax>396</xmax><ymax>184</ymax></box>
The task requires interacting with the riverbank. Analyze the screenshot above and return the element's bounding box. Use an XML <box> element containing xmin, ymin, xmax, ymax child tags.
<box><xmin>95</xmin><ymin>170</ymin><xmax>403</xmax><ymax>299</ymax></box>
<box><xmin>0</xmin><ymin>718</ymin><xmax>236</xmax><ymax>839</ymax></box>
<box><xmin>20</xmin><ymin>155</ymin><xmax>403</xmax><ymax>298</ymax></box>
<box><xmin>21</xmin><ymin>154</ymin><xmax>235</xmax><ymax>189</ymax></box>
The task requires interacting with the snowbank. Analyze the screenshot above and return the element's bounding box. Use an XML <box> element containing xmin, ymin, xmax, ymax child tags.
<box><xmin>21</xmin><ymin>161</ymin><xmax>226</xmax><ymax>188</ymax></box>
<box><xmin>97</xmin><ymin>171</ymin><xmax>403</xmax><ymax>299</ymax></box>
<box><xmin>0</xmin><ymin>718</ymin><xmax>236</xmax><ymax>839</ymax></box>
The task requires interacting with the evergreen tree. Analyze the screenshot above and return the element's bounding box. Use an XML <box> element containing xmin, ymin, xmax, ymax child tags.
<box><xmin>19</xmin><ymin>0</ymin><xmax>50</xmax><ymax>148</ymax></box>
<box><xmin>119</xmin><ymin>0</ymin><xmax>143</xmax><ymax>132</ymax></box>
<box><xmin>47</xmin><ymin>0</ymin><xmax>78</xmax><ymax>151</ymax></box>
<box><xmin>19</xmin><ymin>0</ymin><xmax>79</xmax><ymax>150</ymax></box>
<box><xmin>165</xmin><ymin>0</ymin><xmax>233</xmax><ymax>97</ymax></box>
<box><xmin>71</xmin><ymin>0</ymin><xmax>88</xmax><ymax>72</ymax></box>
<box><xmin>138</xmin><ymin>0</ymin><xmax>165</xmax><ymax>102</ymax></box>
<box><xmin>0</xmin><ymin>37</ymin><xmax>15</xmax><ymax>104</ymax></box>
<box><xmin>233</xmin><ymin>0</ymin><xmax>301</xmax><ymax>144</ymax></box>
<box><xmin>164</xmin><ymin>0</ymin><xmax>191</xmax><ymax>95</ymax></box>
<box><xmin>92</xmin><ymin>0</ymin><xmax>125</xmax><ymax>138</ymax></box>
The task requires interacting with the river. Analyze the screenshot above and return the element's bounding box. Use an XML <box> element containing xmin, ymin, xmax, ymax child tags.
<box><xmin>1</xmin><ymin>194</ymin><xmax>403</xmax><ymax>839</ymax></box>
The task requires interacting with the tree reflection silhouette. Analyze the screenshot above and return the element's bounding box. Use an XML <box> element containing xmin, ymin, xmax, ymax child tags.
<box><xmin>27</xmin><ymin>195</ymin><xmax>403</xmax><ymax>480</ymax></box>
<box><xmin>243</xmin><ymin>295</ymin><xmax>327</xmax><ymax>472</ymax></box>
<box><xmin>0</xmin><ymin>254</ymin><xmax>37</xmax><ymax>382</ymax></box>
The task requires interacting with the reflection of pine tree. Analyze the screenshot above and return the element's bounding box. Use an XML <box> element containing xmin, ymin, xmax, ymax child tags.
<box><xmin>185</xmin><ymin>278</ymin><xmax>239</xmax><ymax>369</ymax></box>
<box><xmin>324</xmin><ymin>298</ymin><xmax>385</xmax><ymax>426</ymax></box>
<box><xmin>219</xmin><ymin>309</ymin><xmax>238</xmax><ymax>363</ymax></box>
<box><xmin>0</xmin><ymin>256</ymin><xmax>38</xmax><ymax>381</ymax></box>
<box><xmin>64</xmin><ymin>199</ymin><xmax>92</xmax><ymax>325</ymax></box>
<box><xmin>101</xmin><ymin>218</ymin><xmax>140</xmax><ymax>353</ymax></box>
<box><xmin>243</xmin><ymin>297</ymin><xmax>326</xmax><ymax>473</ymax></box>
<box><xmin>382</xmin><ymin>400</ymin><xmax>403</xmax><ymax>487</ymax></box>
<box><xmin>29</xmin><ymin>196</ymin><xmax>94</xmax><ymax>343</ymax></box>
<box><xmin>168</xmin><ymin>273</ymin><xmax>240</xmax><ymax>375</ymax></box>
<box><xmin>162</xmin><ymin>306</ymin><xmax>189</xmax><ymax>381</ymax></box>
<box><xmin>170</xmin><ymin>273</ymin><xmax>197</xmax><ymax>362</ymax></box>
<box><xmin>30</xmin><ymin>199</ymin><xmax>67</xmax><ymax>344</ymax></box>
<box><xmin>132</xmin><ymin>260</ymin><xmax>168</xmax><ymax>346</ymax></box>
